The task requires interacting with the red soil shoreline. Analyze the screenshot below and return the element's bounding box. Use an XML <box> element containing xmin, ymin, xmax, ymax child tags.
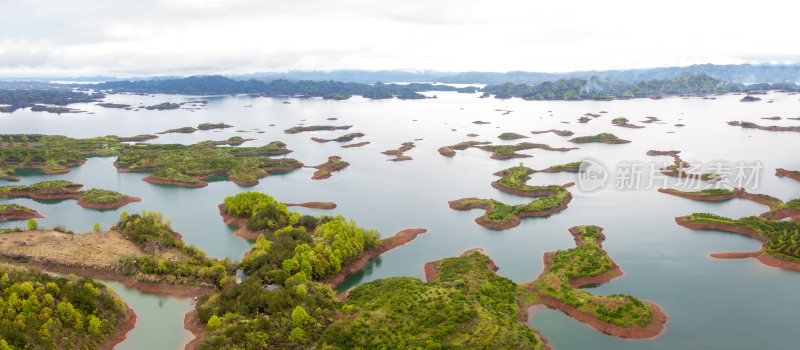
<box><xmin>776</xmin><ymin>168</ymin><xmax>800</xmax><ymax>183</ymax></box>
<box><xmin>448</xmin><ymin>191</ymin><xmax>571</xmax><ymax>230</ymax></box>
<box><xmin>325</xmin><ymin>228</ymin><xmax>427</xmax><ymax>289</ymax></box>
<box><xmin>310</xmin><ymin>156</ymin><xmax>350</xmax><ymax>180</ymax></box>
<box><xmin>0</xmin><ymin>209</ymin><xmax>44</xmax><ymax>222</ymax></box>
<box><xmin>143</xmin><ymin>176</ymin><xmax>208</xmax><ymax>188</ymax></box>
<box><xmin>218</xmin><ymin>204</ymin><xmax>262</xmax><ymax>239</ymax></box>
<box><xmin>100</xmin><ymin>306</ymin><xmax>137</xmax><ymax>350</ymax></box>
<box><xmin>184</xmin><ymin>309</ymin><xmax>205</xmax><ymax>350</ymax></box>
<box><xmin>658</xmin><ymin>188</ymin><xmax>777</xmax><ymax>209</ymax></box>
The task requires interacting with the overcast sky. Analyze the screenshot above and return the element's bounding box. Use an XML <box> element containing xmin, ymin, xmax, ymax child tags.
<box><xmin>2</xmin><ymin>0</ymin><xmax>799</xmax><ymax>77</ymax></box>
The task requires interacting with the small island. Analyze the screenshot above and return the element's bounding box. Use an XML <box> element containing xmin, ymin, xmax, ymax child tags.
<box><xmin>531</xmin><ymin>129</ymin><xmax>574</xmax><ymax>136</ymax></box>
<box><xmin>640</xmin><ymin>116</ymin><xmax>662</xmax><ymax>123</ymax></box>
<box><xmin>97</xmin><ymin>102</ymin><xmax>131</xmax><ymax>108</ymax></box>
<box><xmin>498</xmin><ymin>132</ymin><xmax>529</xmax><ymax>140</ymax></box>
<box><xmin>309</xmin><ymin>156</ymin><xmax>349</xmax><ymax>180</ymax></box>
<box><xmin>740</xmin><ymin>95</ymin><xmax>761</xmax><ymax>102</ymax></box>
<box><xmin>1</xmin><ymin>180</ymin><xmax>142</xmax><ymax>210</ymax></box>
<box><xmin>381</xmin><ymin>142</ymin><xmax>415</xmax><ymax>161</ymax></box>
<box><xmin>157</xmin><ymin>126</ymin><xmax>197</xmax><ymax>134</ymax></box>
<box><xmin>646</xmin><ymin>150</ymin><xmax>718</xmax><ymax>181</ymax></box>
<box><xmin>449</xmin><ymin>164</ymin><xmax>573</xmax><ymax>230</ymax></box>
<box><xmin>727</xmin><ymin>120</ymin><xmax>800</xmax><ymax>133</ymax></box>
<box><xmin>197</xmin><ymin>122</ymin><xmax>233</xmax><ymax>130</ymax></box>
<box><xmin>283</xmin><ymin>201</ymin><xmax>337</xmax><ymax>210</ymax></box>
<box><xmin>341</xmin><ymin>141</ymin><xmax>370</xmax><ymax>148</ymax></box>
<box><xmin>145</xmin><ymin>102</ymin><xmax>181</xmax><ymax>110</ymax></box>
<box><xmin>0</xmin><ymin>203</ymin><xmax>44</xmax><ymax>222</ymax></box>
<box><xmin>568</xmin><ymin>133</ymin><xmax>631</xmax><ymax>144</ymax></box>
<box><xmin>311</xmin><ymin>132</ymin><xmax>365</xmax><ymax>143</ymax></box>
<box><xmin>477</xmin><ymin>142</ymin><xmax>578</xmax><ymax>159</ymax></box>
<box><xmin>437</xmin><ymin>140</ymin><xmax>491</xmax><ymax>157</ymax></box>
<box><xmin>611</xmin><ymin>117</ymin><xmax>645</xmax><ymax>128</ymax></box>
<box><xmin>283</xmin><ymin>125</ymin><xmax>353</xmax><ymax>134</ymax></box>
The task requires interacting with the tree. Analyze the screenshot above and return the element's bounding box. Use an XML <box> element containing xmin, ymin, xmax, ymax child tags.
<box><xmin>87</xmin><ymin>315</ymin><xmax>101</xmax><ymax>335</ymax></box>
<box><xmin>207</xmin><ymin>315</ymin><xmax>221</xmax><ymax>330</ymax></box>
<box><xmin>291</xmin><ymin>306</ymin><xmax>309</xmax><ymax>327</ymax></box>
<box><xmin>93</xmin><ymin>223</ymin><xmax>101</xmax><ymax>232</ymax></box>
<box><xmin>27</xmin><ymin>219</ymin><xmax>38</xmax><ymax>230</ymax></box>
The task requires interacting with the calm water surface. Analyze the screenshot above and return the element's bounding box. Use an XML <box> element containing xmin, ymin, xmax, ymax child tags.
<box><xmin>2</xmin><ymin>91</ymin><xmax>800</xmax><ymax>349</ymax></box>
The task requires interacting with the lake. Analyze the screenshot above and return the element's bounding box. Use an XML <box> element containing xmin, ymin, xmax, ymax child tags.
<box><xmin>2</xmin><ymin>90</ymin><xmax>799</xmax><ymax>349</ymax></box>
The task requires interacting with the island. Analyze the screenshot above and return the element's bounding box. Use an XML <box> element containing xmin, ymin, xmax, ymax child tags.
<box><xmin>0</xmin><ymin>89</ymin><xmax>103</xmax><ymax>113</ymax></box>
<box><xmin>611</xmin><ymin>117</ymin><xmax>645</xmax><ymax>128</ymax></box>
<box><xmin>0</xmin><ymin>148</ymin><xmax>86</xmax><ymax>180</ymax></box>
<box><xmin>727</xmin><ymin>121</ymin><xmax>800</xmax><ymax>133</ymax></box>
<box><xmin>740</xmin><ymin>95</ymin><xmax>761</xmax><ymax>102</ymax></box>
<box><xmin>531</xmin><ymin>129</ymin><xmax>574</xmax><ymax>136</ymax></box>
<box><xmin>640</xmin><ymin>116</ymin><xmax>661</xmax><ymax>123</ymax></box>
<box><xmin>568</xmin><ymin>133</ymin><xmax>631</xmax><ymax>144</ymax></box>
<box><xmin>309</xmin><ymin>156</ymin><xmax>349</xmax><ymax>180</ymax></box>
<box><xmin>437</xmin><ymin>141</ymin><xmax>492</xmax><ymax>157</ymax></box>
<box><xmin>341</xmin><ymin>141</ymin><xmax>370</xmax><ymax>148</ymax></box>
<box><xmin>283</xmin><ymin>202</ymin><xmax>337</xmax><ymax>210</ymax></box>
<box><xmin>97</xmin><ymin>102</ymin><xmax>131</xmax><ymax>109</ymax></box>
<box><xmin>0</xmin><ymin>180</ymin><xmax>141</xmax><ymax>210</ymax></box>
<box><xmin>197</xmin><ymin>122</ymin><xmax>233</xmax><ymax>130</ymax></box>
<box><xmin>665</xmin><ymin>184</ymin><xmax>800</xmax><ymax>271</ymax></box>
<box><xmin>381</xmin><ymin>142</ymin><xmax>415</xmax><ymax>161</ymax></box>
<box><xmin>284</xmin><ymin>125</ymin><xmax>353</xmax><ymax>134</ymax></box>
<box><xmin>498</xmin><ymin>132</ymin><xmax>529</xmax><ymax>140</ymax></box>
<box><xmin>116</xmin><ymin>134</ymin><xmax>159</xmax><ymax>142</ymax></box>
<box><xmin>145</xmin><ymin>102</ymin><xmax>181</xmax><ymax>110</ymax></box>
<box><xmin>449</xmin><ymin>164</ymin><xmax>573</xmax><ymax>229</ymax></box>
<box><xmin>776</xmin><ymin>168</ymin><xmax>800</xmax><ymax>183</ymax></box>
<box><xmin>477</xmin><ymin>142</ymin><xmax>578</xmax><ymax>160</ymax></box>
<box><xmin>0</xmin><ymin>203</ymin><xmax>44</xmax><ymax>222</ymax></box>
<box><xmin>311</xmin><ymin>132</ymin><xmax>365</xmax><ymax>143</ymax></box>
<box><xmin>157</xmin><ymin>126</ymin><xmax>197</xmax><ymax>134</ymax></box>
<box><xmin>115</xmin><ymin>141</ymin><xmax>301</xmax><ymax>187</ymax></box>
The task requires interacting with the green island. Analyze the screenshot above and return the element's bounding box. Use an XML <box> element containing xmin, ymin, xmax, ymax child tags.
<box><xmin>0</xmin><ymin>264</ymin><xmax>134</xmax><ymax>349</ymax></box>
<box><xmin>611</xmin><ymin>117</ymin><xmax>644</xmax><ymax>128</ymax></box>
<box><xmin>309</xmin><ymin>156</ymin><xmax>349</xmax><ymax>180</ymax></box>
<box><xmin>520</xmin><ymin>226</ymin><xmax>666</xmax><ymax>338</ymax></box>
<box><xmin>0</xmin><ymin>203</ymin><xmax>44</xmax><ymax>222</ymax></box>
<box><xmin>114</xmin><ymin>141</ymin><xmax>300</xmax><ymax>187</ymax></box>
<box><xmin>284</xmin><ymin>125</ymin><xmax>353</xmax><ymax>134</ymax></box>
<box><xmin>449</xmin><ymin>164</ymin><xmax>573</xmax><ymax>230</ymax></box>
<box><xmin>195</xmin><ymin>136</ymin><xmax>255</xmax><ymax>147</ymax></box>
<box><xmin>477</xmin><ymin>142</ymin><xmax>578</xmax><ymax>160</ymax></box>
<box><xmin>740</xmin><ymin>95</ymin><xmax>761</xmax><ymax>102</ymax></box>
<box><xmin>311</xmin><ymin>133</ymin><xmax>365</xmax><ymax>143</ymax></box>
<box><xmin>531</xmin><ymin>129</ymin><xmax>574</xmax><ymax>136</ymax></box>
<box><xmin>96</xmin><ymin>102</ymin><xmax>131</xmax><ymax>109</ymax></box>
<box><xmin>191</xmin><ymin>192</ymin><xmax>427</xmax><ymax>348</ymax></box>
<box><xmin>727</xmin><ymin>121</ymin><xmax>800</xmax><ymax>133</ymax></box>
<box><xmin>0</xmin><ymin>180</ymin><xmax>141</xmax><ymax>210</ymax></box>
<box><xmin>568</xmin><ymin>133</ymin><xmax>630</xmax><ymax>144</ymax></box>
<box><xmin>498</xmin><ymin>132</ymin><xmax>529</xmax><ymax>140</ymax></box>
<box><xmin>0</xmin><ymin>148</ymin><xmax>86</xmax><ymax>180</ymax></box>
<box><xmin>145</xmin><ymin>102</ymin><xmax>181</xmax><ymax>110</ymax></box>
<box><xmin>381</xmin><ymin>142</ymin><xmax>415</xmax><ymax>161</ymax></box>
<box><xmin>436</xmin><ymin>141</ymin><xmax>492</xmax><ymax>157</ymax></box>
<box><xmin>157</xmin><ymin>126</ymin><xmax>197</xmax><ymax>134</ymax></box>
<box><xmin>0</xmin><ymin>89</ymin><xmax>103</xmax><ymax>113</ymax></box>
<box><xmin>197</xmin><ymin>122</ymin><xmax>233</xmax><ymax>130</ymax></box>
<box><xmin>666</xmin><ymin>181</ymin><xmax>800</xmax><ymax>270</ymax></box>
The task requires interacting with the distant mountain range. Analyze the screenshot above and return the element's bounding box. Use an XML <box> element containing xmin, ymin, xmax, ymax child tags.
<box><xmin>3</xmin><ymin>63</ymin><xmax>800</xmax><ymax>85</ymax></box>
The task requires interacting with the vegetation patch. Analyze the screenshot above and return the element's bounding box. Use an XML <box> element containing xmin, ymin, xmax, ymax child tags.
<box><xmin>569</xmin><ymin>133</ymin><xmax>630</xmax><ymax>144</ymax></box>
<box><xmin>381</xmin><ymin>142</ymin><xmax>415</xmax><ymax>161</ymax></box>
<box><xmin>284</xmin><ymin>125</ymin><xmax>353</xmax><ymax>134</ymax></box>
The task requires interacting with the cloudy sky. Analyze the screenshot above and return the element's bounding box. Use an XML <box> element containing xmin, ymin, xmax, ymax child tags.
<box><xmin>2</xmin><ymin>0</ymin><xmax>799</xmax><ymax>77</ymax></box>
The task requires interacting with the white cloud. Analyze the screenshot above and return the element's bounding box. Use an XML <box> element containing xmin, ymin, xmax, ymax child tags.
<box><xmin>0</xmin><ymin>0</ymin><xmax>798</xmax><ymax>76</ymax></box>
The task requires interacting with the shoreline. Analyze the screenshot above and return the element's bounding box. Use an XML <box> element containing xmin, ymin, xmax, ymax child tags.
<box><xmin>448</xmin><ymin>195</ymin><xmax>571</xmax><ymax>230</ymax></box>
<box><xmin>100</xmin><ymin>306</ymin><xmax>137</xmax><ymax>350</ymax></box>
<box><xmin>184</xmin><ymin>309</ymin><xmax>205</xmax><ymax>350</ymax></box>
<box><xmin>325</xmin><ymin>228</ymin><xmax>427</xmax><ymax>288</ymax></box>
<box><xmin>77</xmin><ymin>196</ymin><xmax>142</xmax><ymax>210</ymax></box>
<box><xmin>218</xmin><ymin>204</ymin><xmax>263</xmax><ymax>239</ymax></box>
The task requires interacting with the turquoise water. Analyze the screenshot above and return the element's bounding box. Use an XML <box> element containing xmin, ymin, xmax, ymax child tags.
<box><xmin>2</xmin><ymin>91</ymin><xmax>800</xmax><ymax>348</ymax></box>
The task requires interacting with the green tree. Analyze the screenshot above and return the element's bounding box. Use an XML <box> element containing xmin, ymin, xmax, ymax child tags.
<box><xmin>291</xmin><ymin>306</ymin><xmax>309</xmax><ymax>327</ymax></box>
<box><xmin>207</xmin><ymin>315</ymin><xmax>221</xmax><ymax>330</ymax></box>
<box><xmin>27</xmin><ymin>219</ymin><xmax>38</xmax><ymax>230</ymax></box>
<box><xmin>93</xmin><ymin>223</ymin><xmax>101</xmax><ymax>232</ymax></box>
<box><xmin>87</xmin><ymin>315</ymin><xmax>101</xmax><ymax>335</ymax></box>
